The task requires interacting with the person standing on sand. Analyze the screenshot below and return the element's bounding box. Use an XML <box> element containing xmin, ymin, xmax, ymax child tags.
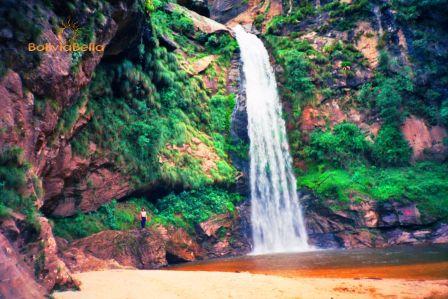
<box><xmin>139</xmin><ymin>208</ymin><xmax>148</xmax><ymax>229</ymax></box>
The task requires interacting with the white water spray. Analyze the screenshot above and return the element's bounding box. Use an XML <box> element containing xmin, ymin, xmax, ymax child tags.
<box><xmin>234</xmin><ymin>25</ymin><xmax>310</xmax><ymax>254</ymax></box>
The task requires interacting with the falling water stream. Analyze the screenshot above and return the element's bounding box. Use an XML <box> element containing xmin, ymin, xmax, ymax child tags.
<box><xmin>234</xmin><ymin>26</ymin><xmax>310</xmax><ymax>254</ymax></box>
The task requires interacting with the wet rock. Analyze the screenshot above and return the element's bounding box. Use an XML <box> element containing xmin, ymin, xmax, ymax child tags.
<box><xmin>302</xmin><ymin>189</ymin><xmax>447</xmax><ymax>249</ymax></box>
<box><xmin>386</xmin><ymin>229</ymin><xmax>419</xmax><ymax>245</ymax></box>
<box><xmin>336</xmin><ymin>230</ymin><xmax>375</xmax><ymax>248</ymax></box>
<box><xmin>431</xmin><ymin>224</ymin><xmax>448</xmax><ymax>244</ymax></box>
<box><xmin>378</xmin><ymin>202</ymin><xmax>421</xmax><ymax>227</ymax></box>
<box><xmin>307</xmin><ymin>232</ymin><xmax>341</xmax><ymax>248</ymax></box>
<box><xmin>228</xmin><ymin>53</ymin><xmax>250</xmax><ymax>196</ymax></box>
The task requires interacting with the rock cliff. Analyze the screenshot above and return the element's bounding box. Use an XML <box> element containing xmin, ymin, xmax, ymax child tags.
<box><xmin>1</xmin><ymin>0</ymin><xmax>447</xmax><ymax>297</ymax></box>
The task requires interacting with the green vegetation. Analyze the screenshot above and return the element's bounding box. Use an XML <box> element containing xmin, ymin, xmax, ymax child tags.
<box><xmin>266</xmin><ymin>1</ymin><xmax>317</xmax><ymax>35</ymax></box>
<box><xmin>0</xmin><ymin>0</ymin><xmax>42</xmax><ymax>78</ymax></box>
<box><xmin>264</xmin><ymin>33</ymin><xmax>368</xmax><ymax>161</ymax></box>
<box><xmin>261</xmin><ymin>0</ymin><xmax>447</xmax><ymax>221</ymax></box>
<box><xmin>298</xmin><ymin>162</ymin><xmax>448</xmax><ymax>220</ymax></box>
<box><xmin>52</xmin><ymin>187</ymin><xmax>243</xmax><ymax>240</ymax></box>
<box><xmin>0</xmin><ymin>147</ymin><xmax>40</xmax><ymax>229</ymax></box>
<box><xmin>321</xmin><ymin>0</ymin><xmax>371</xmax><ymax>31</ymax></box>
<box><xmin>49</xmin><ymin>1</ymin><xmax>243</xmax><ymax>241</ymax></box>
<box><xmin>390</xmin><ymin>0</ymin><xmax>448</xmax><ymax>126</ymax></box>
<box><xmin>304</xmin><ymin>121</ymin><xmax>411</xmax><ymax>169</ymax></box>
<box><xmin>305</xmin><ymin>122</ymin><xmax>370</xmax><ymax>168</ymax></box>
<box><xmin>266</xmin><ymin>0</ymin><xmax>370</xmax><ymax>35</ymax></box>
<box><xmin>68</xmin><ymin>6</ymin><xmax>238</xmax><ymax>189</ymax></box>
<box><xmin>371</xmin><ymin>125</ymin><xmax>411</xmax><ymax>167</ymax></box>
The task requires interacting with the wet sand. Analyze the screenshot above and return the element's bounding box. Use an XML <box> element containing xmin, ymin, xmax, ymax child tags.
<box><xmin>54</xmin><ymin>269</ymin><xmax>448</xmax><ymax>299</ymax></box>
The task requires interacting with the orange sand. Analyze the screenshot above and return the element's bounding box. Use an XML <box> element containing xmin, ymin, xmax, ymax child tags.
<box><xmin>54</xmin><ymin>269</ymin><xmax>448</xmax><ymax>299</ymax></box>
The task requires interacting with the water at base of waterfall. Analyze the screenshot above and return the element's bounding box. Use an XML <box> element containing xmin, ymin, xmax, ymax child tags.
<box><xmin>234</xmin><ymin>25</ymin><xmax>311</xmax><ymax>254</ymax></box>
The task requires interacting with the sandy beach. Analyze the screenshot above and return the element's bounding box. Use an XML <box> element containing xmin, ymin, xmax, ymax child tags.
<box><xmin>54</xmin><ymin>269</ymin><xmax>448</xmax><ymax>299</ymax></box>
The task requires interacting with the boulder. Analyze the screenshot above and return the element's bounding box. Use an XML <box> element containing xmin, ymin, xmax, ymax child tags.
<box><xmin>199</xmin><ymin>213</ymin><xmax>233</xmax><ymax>237</ymax></box>
<box><xmin>196</xmin><ymin>201</ymin><xmax>252</xmax><ymax>257</ymax></box>
<box><xmin>191</xmin><ymin>55</ymin><xmax>216</xmax><ymax>74</ymax></box>
<box><xmin>65</xmin><ymin>226</ymin><xmax>203</xmax><ymax>269</ymax></box>
<box><xmin>431</xmin><ymin>223</ymin><xmax>448</xmax><ymax>244</ymax></box>
<box><xmin>68</xmin><ymin>229</ymin><xmax>167</xmax><ymax>269</ymax></box>
<box><xmin>156</xmin><ymin>225</ymin><xmax>202</xmax><ymax>262</ymax></box>
<box><xmin>378</xmin><ymin>202</ymin><xmax>421</xmax><ymax>227</ymax></box>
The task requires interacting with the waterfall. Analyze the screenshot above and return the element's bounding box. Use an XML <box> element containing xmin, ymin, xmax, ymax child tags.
<box><xmin>234</xmin><ymin>25</ymin><xmax>310</xmax><ymax>254</ymax></box>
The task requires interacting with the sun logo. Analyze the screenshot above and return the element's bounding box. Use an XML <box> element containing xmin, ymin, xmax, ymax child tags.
<box><xmin>56</xmin><ymin>18</ymin><xmax>80</xmax><ymax>46</ymax></box>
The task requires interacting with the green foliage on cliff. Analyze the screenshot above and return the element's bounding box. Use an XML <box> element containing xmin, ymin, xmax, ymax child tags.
<box><xmin>52</xmin><ymin>187</ymin><xmax>243</xmax><ymax>240</ymax></box>
<box><xmin>321</xmin><ymin>0</ymin><xmax>370</xmax><ymax>31</ymax></box>
<box><xmin>305</xmin><ymin>122</ymin><xmax>370</xmax><ymax>168</ymax></box>
<box><xmin>298</xmin><ymin>162</ymin><xmax>448</xmax><ymax>220</ymax></box>
<box><xmin>68</xmin><ymin>8</ymin><xmax>238</xmax><ymax>189</ymax></box>
<box><xmin>264</xmin><ymin>0</ymin><xmax>447</xmax><ymax>217</ymax></box>
<box><xmin>0</xmin><ymin>147</ymin><xmax>40</xmax><ymax>227</ymax></box>
<box><xmin>390</xmin><ymin>0</ymin><xmax>448</xmax><ymax>125</ymax></box>
<box><xmin>371</xmin><ymin>125</ymin><xmax>411</xmax><ymax>167</ymax></box>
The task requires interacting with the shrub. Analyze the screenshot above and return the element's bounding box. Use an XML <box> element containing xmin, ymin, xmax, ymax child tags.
<box><xmin>372</xmin><ymin>125</ymin><xmax>411</xmax><ymax>167</ymax></box>
<box><xmin>306</xmin><ymin>122</ymin><xmax>370</xmax><ymax>168</ymax></box>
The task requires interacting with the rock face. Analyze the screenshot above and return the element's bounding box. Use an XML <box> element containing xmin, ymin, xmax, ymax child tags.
<box><xmin>0</xmin><ymin>0</ymin><xmax>141</xmax><ymax>217</ymax></box>
<box><xmin>0</xmin><ymin>233</ymin><xmax>47</xmax><ymax>299</ymax></box>
<box><xmin>0</xmin><ymin>0</ymin><xmax>143</xmax><ymax>295</ymax></box>
<box><xmin>166</xmin><ymin>3</ymin><xmax>231</xmax><ymax>34</ymax></box>
<box><xmin>299</xmin><ymin>101</ymin><xmax>380</xmax><ymax>142</ymax></box>
<box><xmin>402</xmin><ymin>116</ymin><xmax>448</xmax><ymax>161</ymax></box>
<box><xmin>0</xmin><ymin>214</ymin><xmax>78</xmax><ymax>297</ymax></box>
<box><xmin>302</xmin><ymin>189</ymin><xmax>448</xmax><ymax>249</ymax></box>
<box><xmin>30</xmin><ymin>217</ymin><xmax>79</xmax><ymax>290</ymax></box>
<box><xmin>207</xmin><ymin>0</ymin><xmax>249</xmax><ymax>23</ymax></box>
